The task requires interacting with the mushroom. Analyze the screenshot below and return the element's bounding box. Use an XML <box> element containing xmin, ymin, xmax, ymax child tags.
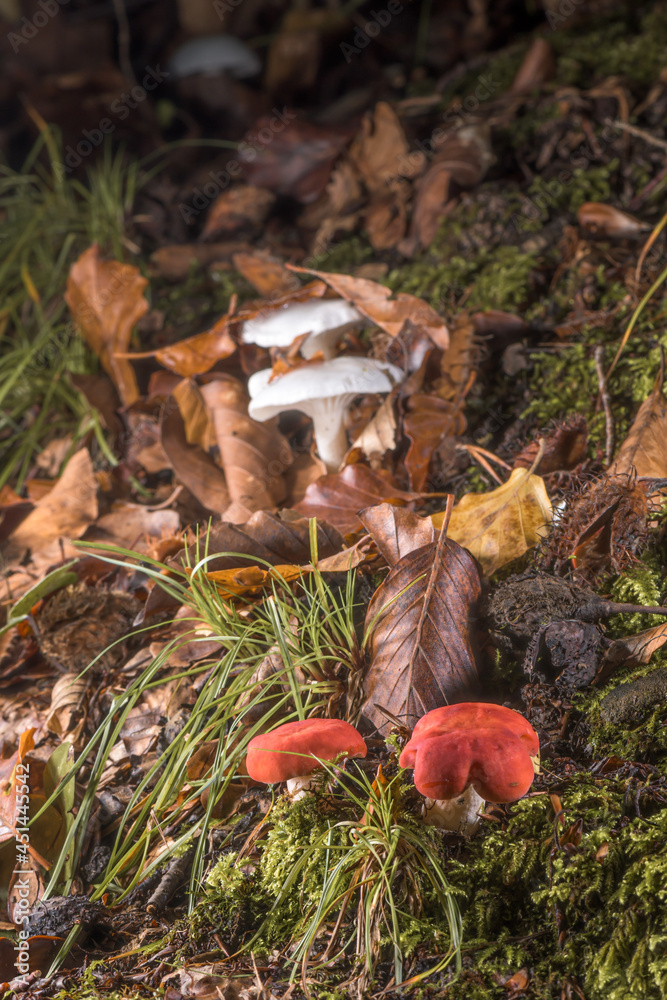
<box><xmin>247</xmin><ymin>356</ymin><xmax>403</xmax><ymax>472</ymax></box>
<box><xmin>399</xmin><ymin>704</ymin><xmax>539</xmax><ymax>836</ymax></box>
<box><xmin>246</xmin><ymin>718</ymin><xmax>367</xmax><ymax>799</ymax></box>
<box><xmin>242</xmin><ymin>299</ymin><xmax>365</xmax><ymax>360</ymax></box>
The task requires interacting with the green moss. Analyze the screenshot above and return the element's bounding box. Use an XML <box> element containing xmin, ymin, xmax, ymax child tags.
<box><xmin>447</xmin><ymin>773</ymin><xmax>667</xmax><ymax>999</ymax></box>
<box><xmin>527</xmin><ymin>161</ymin><xmax>619</xmax><ymax>218</ymax></box>
<box><xmin>550</xmin><ymin>8</ymin><xmax>667</xmax><ymax>88</ymax></box>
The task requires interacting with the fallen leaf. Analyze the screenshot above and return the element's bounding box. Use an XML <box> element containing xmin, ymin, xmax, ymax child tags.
<box><xmin>45</xmin><ymin>672</ymin><xmax>87</xmax><ymax>739</ymax></box>
<box><xmin>404</xmin><ymin>394</ymin><xmax>465</xmax><ymax>492</ymax></box>
<box><xmin>65</xmin><ymin>244</ymin><xmax>149</xmax><ymax>406</ymax></box>
<box><xmin>349</xmin><ymin>102</ymin><xmax>422</xmax><ymax>193</ymax></box>
<box><xmin>350</xmin><ymin>396</ymin><xmax>397</xmax><ymax>465</ymax></box>
<box><xmin>578</xmin><ymin>202</ymin><xmax>647</xmax><ymax>239</ymax></box>
<box><xmin>513</xmin><ymin>418</ymin><xmax>588</xmax><ymax>474</ymax></box>
<box><xmin>2</xmin><ymin>449</ymin><xmax>98</xmax><ymax>565</ymax></box>
<box><xmin>289</xmin><ymin>265</ymin><xmax>449</xmax><ymax>349</ymax></box>
<box><xmin>295</xmin><ymin>464</ymin><xmax>419</xmax><ymax>534</ymax></box>
<box><xmin>404</xmin><ymin>126</ymin><xmax>494</xmax><ymax>252</ymax></box>
<box><xmin>232</xmin><ymin>251</ymin><xmax>302</xmax><ymax>297</ymax></box>
<box><xmin>142</xmin><ymin>511</ymin><xmax>344</xmax><ymax>619</ymax></box>
<box><xmin>358</xmin><ymin>503</ymin><xmax>435</xmax><ymax>567</ymax></box>
<box><xmin>362</xmin><ymin>525</ymin><xmax>482</xmax><ymax>730</ymax></box>
<box><xmin>160</xmin><ymin>395</ymin><xmax>230</xmax><ymax>513</ymax></box>
<box><xmin>172</xmin><ymin>379</ymin><xmax>216</xmax><ymax>451</ymax></box>
<box><xmin>596</xmin><ymin>621</ymin><xmax>667</xmax><ymax>683</ymax></box>
<box><xmin>611</xmin><ymin>378</ymin><xmax>667</xmax><ymax>478</ymax></box>
<box><xmin>503</xmin><ymin>967</ymin><xmax>530</xmax><ymax>992</ymax></box>
<box><xmin>433</xmin><ymin>468</ymin><xmax>553</xmax><ymax>576</ymax></box>
<box><xmin>239</xmin><ymin>117</ymin><xmax>352</xmax><ymax>204</ymax></box>
<box><xmin>150</xmin><ymin>241</ymin><xmax>253</xmax><ymax>281</ymax></box>
<box><xmin>510</xmin><ymin>37</ymin><xmax>555</xmax><ymax>93</ymax></box>
<box><xmin>117</xmin><ymin>313</ymin><xmax>236</xmax><ymax>377</ymax></box>
<box><xmin>200</xmin><ymin>377</ymin><xmax>293</xmax><ymax>521</ymax></box>
<box><xmin>200</xmin><ymin>185</ymin><xmax>276</xmax><ymax>240</ymax></box>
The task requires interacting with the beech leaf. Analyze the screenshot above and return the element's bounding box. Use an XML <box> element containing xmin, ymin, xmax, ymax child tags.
<box><xmin>362</xmin><ymin>526</ymin><xmax>481</xmax><ymax>731</ymax></box>
<box><xmin>295</xmin><ymin>464</ymin><xmax>420</xmax><ymax>534</ymax></box>
<box><xmin>65</xmin><ymin>244</ymin><xmax>148</xmax><ymax>406</ymax></box>
<box><xmin>432</xmin><ymin>467</ymin><xmax>552</xmax><ymax>576</ymax></box>
<box><xmin>611</xmin><ymin>378</ymin><xmax>667</xmax><ymax>478</ymax></box>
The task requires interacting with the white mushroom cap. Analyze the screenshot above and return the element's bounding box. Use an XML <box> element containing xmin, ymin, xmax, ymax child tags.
<box><xmin>247</xmin><ymin>356</ymin><xmax>403</xmax><ymax>472</ymax></box>
<box><xmin>168</xmin><ymin>35</ymin><xmax>262</xmax><ymax>79</ymax></box>
<box><xmin>241</xmin><ymin>299</ymin><xmax>365</xmax><ymax>359</ymax></box>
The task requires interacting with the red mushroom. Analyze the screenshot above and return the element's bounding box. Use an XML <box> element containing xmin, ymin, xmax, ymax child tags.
<box><xmin>404</xmin><ymin>703</ymin><xmax>539</xmax><ymax>762</ymax></box>
<box><xmin>246</xmin><ymin>718</ymin><xmax>367</xmax><ymax>799</ymax></box>
<box><xmin>399</xmin><ymin>705</ymin><xmax>539</xmax><ymax>835</ymax></box>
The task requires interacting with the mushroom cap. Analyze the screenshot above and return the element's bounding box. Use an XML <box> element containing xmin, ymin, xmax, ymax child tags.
<box><xmin>400</xmin><ymin>703</ymin><xmax>539</xmax><ymax>768</ymax></box>
<box><xmin>242</xmin><ymin>299</ymin><xmax>364</xmax><ymax>350</ymax></box>
<box><xmin>168</xmin><ymin>35</ymin><xmax>261</xmax><ymax>80</ymax></box>
<box><xmin>246</xmin><ymin>718</ymin><xmax>367</xmax><ymax>784</ymax></box>
<box><xmin>247</xmin><ymin>357</ymin><xmax>403</xmax><ymax>422</ymax></box>
<box><xmin>409</xmin><ymin>726</ymin><xmax>535</xmax><ymax>804</ymax></box>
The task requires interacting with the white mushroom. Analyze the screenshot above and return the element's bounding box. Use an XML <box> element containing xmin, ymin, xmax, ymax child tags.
<box><xmin>241</xmin><ymin>299</ymin><xmax>365</xmax><ymax>360</ymax></box>
<box><xmin>168</xmin><ymin>35</ymin><xmax>261</xmax><ymax>80</ymax></box>
<box><xmin>247</xmin><ymin>356</ymin><xmax>403</xmax><ymax>472</ymax></box>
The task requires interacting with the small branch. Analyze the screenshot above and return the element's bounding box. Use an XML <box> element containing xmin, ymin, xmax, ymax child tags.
<box><xmin>604</xmin><ymin>118</ymin><xmax>667</xmax><ymax>152</ymax></box>
<box><xmin>145</xmin><ymin>846</ymin><xmax>195</xmax><ymax>916</ymax></box>
<box><xmin>594</xmin><ymin>346</ymin><xmax>615</xmax><ymax>466</ymax></box>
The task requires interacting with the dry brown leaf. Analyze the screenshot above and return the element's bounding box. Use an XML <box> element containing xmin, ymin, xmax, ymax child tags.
<box><xmin>510</xmin><ymin>37</ymin><xmax>555</xmax><ymax>93</ymax></box>
<box><xmin>362</xmin><ymin>524</ymin><xmax>481</xmax><ymax>730</ymax></box>
<box><xmin>173</xmin><ymin>379</ymin><xmax>216</xmax><ymax>451</ymax></box>
<box><xmin>295</xmin><ymin>464</ymin><xmax>419</xmax><ymax>534</ymax></box>
<box><xmin>611</xmin><ymin>379</ymin><xmax>667</xmax><ymax>478</ymax></box>
<box><xmin>404</xmin><ymin>126</ymin><xmax>494</xmax><ymax>253</ymax></box>
<box><xmin>432</xmin><ymin>468</ymin><xmax>553</xmax><ymax>576</ymax></box>
<box><xmin>350</xmin><ymin>396</ymin><xmax>397</xmax><ymax>465</ymax></box>
<box><xmin>160</xmin><ymin>396</ymin><xmax>230</xmax><ymax>513</ymax></box>
<box><xmin>45</xmin><ymin>672</ymin><xmax>87</xmax><ymax>739</ymax></box>
<box><xmin>232</xmin><ymin>251</ymin><xmax>301</xmax><ymax>297</ymax></box>
<box><xmin>200</xmin><ymin>377</ymin><xmax>293</xmax><ymax>522</ymax></box>
<box><xmin>117</xmin><ymin>314</ymin><xmax>236</xmax><ymax>377</ymax></box>
<box><xmin>358</xmin><ymin>502</ymin><xmax>434</xmax><ymax>567</ymax></box>
<box><xmin>65</xmin><ymin>244</ymin><xmax>148</xmax><ymax>406</ymax></box>
<box><xmin>596</xmin><ymin>621</ymin><xmax>667</xmax><ymax>683</ymax></box>
<box><xmin>289</xmin><ymin>264</ymin><xmax>449</xmax><ymax>349</ymax></box>
<box><xmin>200</xmin><ymin>185</ymin><xmax>276</xmax><ymax>240</ymax></box>
<box><xmin>578</xmin><ymin>202</ymin><xmax>647</xmax><ymax>239</ymax></box>
<box><xmin>349</xmin><ymin>102</ymin><xmax>422</xmax><ymax>193</ymax></box>
<box><xmin>404</xmin><ymin>394</ymin><xmax>465</xmax><ymax>492</ymax></box>
<box><xmin>150</xmin><ymin>241</ymin><xmax>253</xmax><ymax>281</ymax></box>
<box><xmin>2</xmin><ymin>449</ymin><xmax>98</xmax><ymax>564</ymax></box>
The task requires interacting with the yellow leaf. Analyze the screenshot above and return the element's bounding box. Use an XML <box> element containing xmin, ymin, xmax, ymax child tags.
<box><xmin>432</xmin><ymin>467</ymin><xmax>552</xmax><ymax>576</ymax></box>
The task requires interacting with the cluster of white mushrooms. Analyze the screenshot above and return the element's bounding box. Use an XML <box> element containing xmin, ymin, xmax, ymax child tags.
<box><xmin>242</xmin><ymin>298</ymin><xmax>402</xmax><ymax>472</ymax></box>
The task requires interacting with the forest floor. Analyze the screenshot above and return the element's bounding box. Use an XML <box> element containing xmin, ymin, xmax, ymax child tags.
<box><xmin>3</xmin><ymin>2</ymin><xmax>667</xmax><ymax>998</ymax></box>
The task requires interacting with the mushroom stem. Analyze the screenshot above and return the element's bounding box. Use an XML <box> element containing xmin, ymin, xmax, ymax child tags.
<box><xmin>309</xmin><ymin>399</ymin><xmax>352</xmax><ymax>472</ymax></box>
<box><xmin>285</xmin><ymin>774</ymin><xmax>317</xmax><ymax>800</ymax></box>
<box><xmin>424</xmin><ymin>786</ymin><xmax>485</xmax><ymax>836</ymax></box>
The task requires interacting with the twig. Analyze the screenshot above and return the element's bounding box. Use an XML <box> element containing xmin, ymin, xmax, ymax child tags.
<box><xmin>145</xmin><ymin>846</ymin><xmax>195</xmax><ymax>915</ymax></box>
<box><xmin>112</xmin><ymin>0</ymin><xmax>135</xmax><ymax>85</ymax></box>
<box><xmin>594</xmin><ymin>346</ymin><xmax>615</xmax><ymax>466</ymax></box>
<box><xmin>604</xmin><ymin>118</ymin><xmax>667</xmax><ymax>152</ymax></box>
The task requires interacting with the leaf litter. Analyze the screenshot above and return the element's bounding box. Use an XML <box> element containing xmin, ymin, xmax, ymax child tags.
<box><xmin>5</xmin><ymin>6</ymin><xmax>667</xmax><ymax>999</ymax></box>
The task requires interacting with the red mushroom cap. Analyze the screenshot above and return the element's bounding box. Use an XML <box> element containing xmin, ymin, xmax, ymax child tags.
<box><xmin>400</xmin><ymin>703</ymin><xmax>538</xmax><ymax>769</ymax></box>
<box><xmin>246</xmin><ymin>718</ymin><xmax>367</xmax><ymax>784</ymax></box>
<box><xmin>409</xmin><ymin>726</ymin><xmax>535</xmax><ymax>803</ymax></box>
